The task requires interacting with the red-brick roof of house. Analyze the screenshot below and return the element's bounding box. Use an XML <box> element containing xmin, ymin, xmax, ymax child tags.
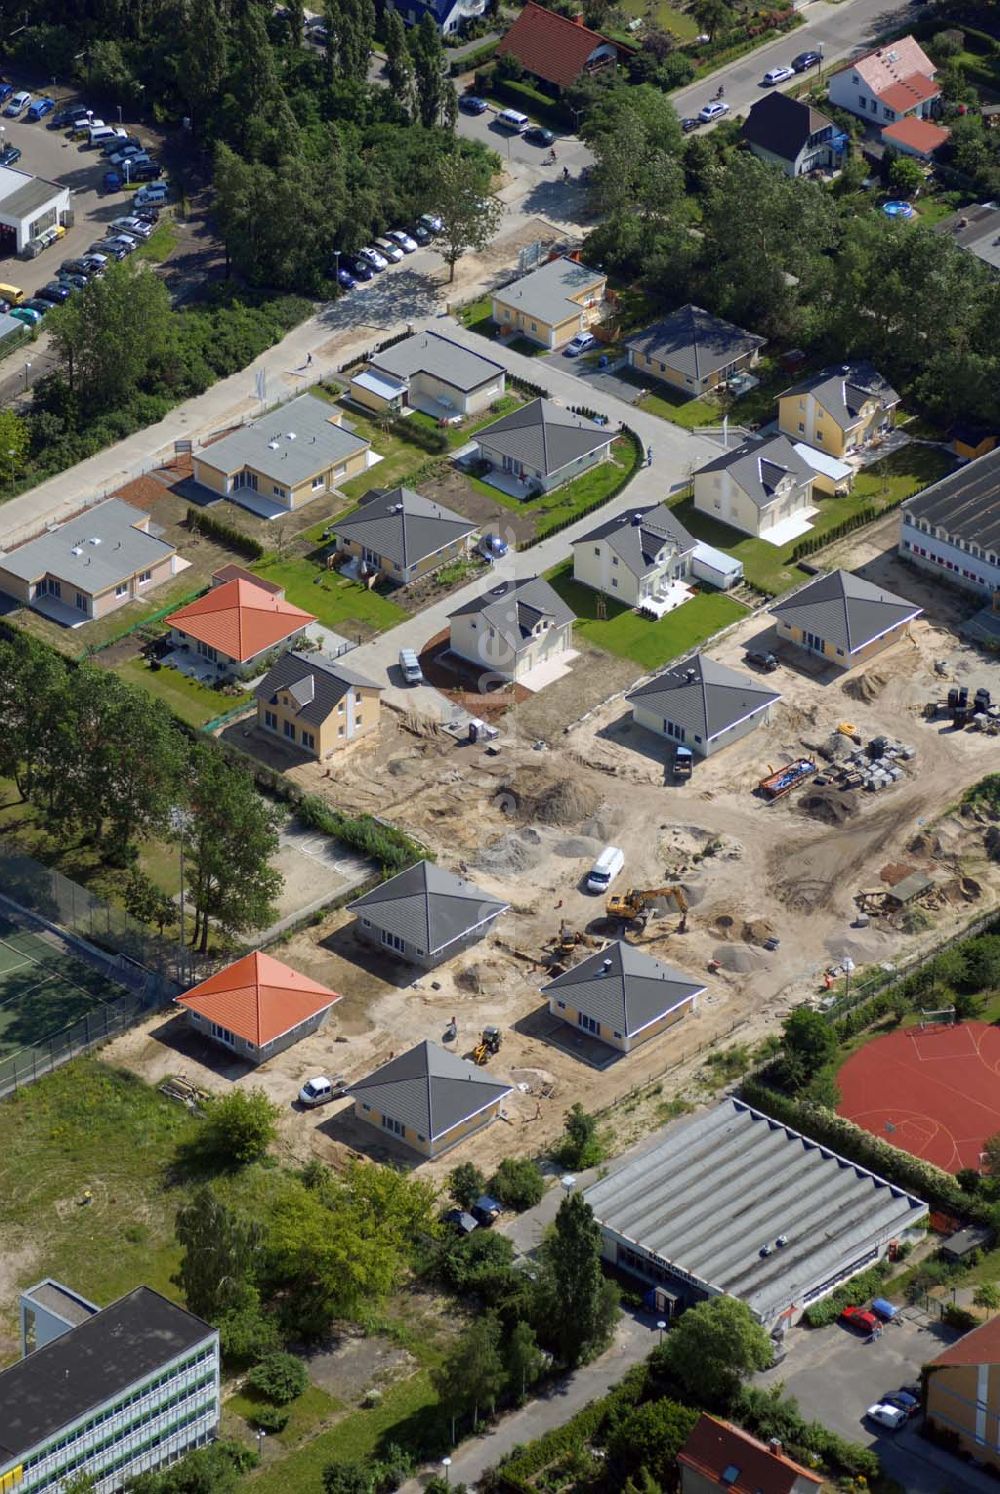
<box><xmin>496</xmin><ymin>2</ymin><xmax>621</xmax><ymax>89</ymax></box>
<box><xmin>166</xmin><ymin>577</ymin><xmax>315</xmax><ymax>662</ymax></box>
<box><xmin>929</xmin><ymin>1315</ymin><xmax>1000</xmax><ymax>1369</ymax></box>
<box><xmin>880</xmin><ymin>71</ymin><xmax>940</xmax><ymax>114</ymax></box>
<box><xmin>882</xmin><ymin>115</ymin><xmax>950</xmax><ymax>157</ymax></box>
<box><xmin>677</xmin><ymin>1416</ymin><xmax>823</xmax><ymax>1494</ymax></box>
<box><xmin>175</xmin><ymin>951</ymin><xmax>341</xmax><ymax>1048</ymax></box>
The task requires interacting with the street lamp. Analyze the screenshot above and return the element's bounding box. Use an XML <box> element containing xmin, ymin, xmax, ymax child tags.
<box><xmin>256</xmin><ymin>1428</ymin><xmax>266</xmax><ymax>1457</ymax></box>
<box><xmin>22</xmin><ymin>361</ymin><xmax>31</xmax><ymax>392</ymax></box>
<box><xmin>441</xmin><ymin>1457</ymin><xmax>452</xmax><ymax>1485</ymax></box>
<box><xmin>117</xmin><ymin>103</ymin><xmax>122</xmax><ymax>124</ymax></box>
<box><xmin>7</xmin><ymin>447</ymin><xmax>16</xmax><ymax>489</ymax></box>
<box><xmin>656</xmin><ymin>1319</ymin><xmax>667</xmax><ymax>1344</ymax></box>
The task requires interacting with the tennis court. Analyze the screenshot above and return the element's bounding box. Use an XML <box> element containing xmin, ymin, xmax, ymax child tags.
<box><xmin>0</xmin><ymin>910</ymin><xmax>131</xmax><ymax>1059</ymax></box>
<box><xmin>837</xmin><ymin>1019</ymin><xmax>1000</xmax><ymax>1174</ymax></box>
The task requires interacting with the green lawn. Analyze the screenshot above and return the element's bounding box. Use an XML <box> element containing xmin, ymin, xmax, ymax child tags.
<box><xmin>546</xmin><ymin>562</ymin><xmax>747</xmax><ymax>668</ymax></box>
<box><xmin>457</xmin><ymin>296</ymin><xmax>495</xmax><ymax>338</ymax></box>
<box><xmin>252</xmin><ymin>555</ymin><xmax>408</xmax><ymax>637</ymax></box>
<box><xmin>137</xmin><ymin>222</ymin><xmax>179</xmax><ymax>262</ymax></box>
<box><xmin>638</xmin><ymin>386</ymin><xmax>720</xmax><ymax>431</ymax></box>
<box><xmin>0</xmin><ymin>1062</ymin><xmax>198</xmax><ymax>1351</ymax></box>
<box><xmin>669</xmin><ymin>444</ymin><xmax>957</xmax><ymax>596</ymax></box>
<box><xmin>477</xmin><ymin>436</ymin><xmax>641</xmax><ymax>539</ymax></box>
<box><xmin>115</xmin><ymin>657</ymin><xmax>250</xmax><ymax>728</ymax></box>
<box><xmin>616</xmin><ymin>0</ymin><xmax>698</xmax><ymax>38</ymax></box>
<box><xmin>229</xmin><ymin>1385</ymin><xmax>342</xmax><ymax>1448</ymax></box>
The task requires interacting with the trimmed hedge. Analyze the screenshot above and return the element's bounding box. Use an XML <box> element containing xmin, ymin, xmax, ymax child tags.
<box><xmin>389</xmin><ymin>415</ymin><xmax>449</xmax><ymax>454</ymax></box>
<box><xmin>297</xmin><ymin>794</ymin><xmax>430</xmax><ymax>876</ymax></box>
<box><xmin>518</xmin><ymin>426</ymin><xmax>644</xmax><ymax>550</ymax></box>
<box><xmin>508</xmin><ymin>374</ymin><xmax>550</xmax><ymax>400</ymax></box>
<box><xmin>791</xmin><ymin>506</ymin><xmax>877</xmax><ymax>560</ymax></box>
<box><xmin>489</xmin><ymin>77</ymin><xmax>571</xmax><ymax>130</ymax></box>
<box><xmin>800</xmin><ymin>1261</ymin><xmax>892</xmax><ymax>1327</ymax></box>
<box><xmin>450</xmin><ymin>39</ymin><xmax>499</xmax><ymax>76</ymax></box>
<box><xmin>186</xmin><ymin>507</ymin><xmax>264</xmax><ymax>561</ymax></box>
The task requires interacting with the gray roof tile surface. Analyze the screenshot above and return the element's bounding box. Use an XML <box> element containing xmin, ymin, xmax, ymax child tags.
<box><xmin>627</xmin><ymin>652</ymin><xmax>780</xmax><ymax>741</ymax></box>
<box><xmin>782</xmin><ymin>361</ymin><xmax>899</xmax><ymax>430</ymax></box>
<box><xmin>349</xmin><ymin>1039</ymin><xmax>512</xmax><ymax>1141</ymax></box>
<box><xmin>370</xmin><ymin>330</ymin><xmax>505</xmax><ymax>393</ymax></box>
<box><xmin>542</xmin><ymin>940</ymin><xmax>705</xmax><ymax>1038</ymax></box>
<box><xmin>770</xmin><ymin>569</ymin><xmax>921</xmax><ymax>654</ymax></box>
<box><xmin>493</xmin><ymin>255</ymin><xmax>605</xmax><ymax>328</ymax></box>
<box><xmin>347</xmin><ymin>860</ymin><xmax>509</xmax><ymax>956</ymax></box>
<box><xmin>334</xmin><ymin>486</ymin><xmax>477</xmax><ymax>569</ymax></box>
<box><xmin>902</xmin><ymin>445</ymin><xmax>1000</xmax><ymax>550</ymax></box>
<box><xmin>574</xmin><ymin>502</ymin><xmax>695</xmax><ymax>577</ymax></box>
<box><xmin>448</xmin><ymin>575</ymin><xmax>575</xmax><ymax>657</ymax></box>
<box><xmin>475</xmin><ymin>398</ymin><xmax>610</xmax><ymax>478</ymax></box>
<box><xmin>197</xmin><ymin>393</ymin><xmax>368</xmax><ymax>487</ymax></box>
<box><xmin>0</xmin><ymin>498</ymin><xmax>175</xmax><ymax>593</ymax></box>
<box><xmin>741</xmin><ymin>92</ymin><xmax>835</xmax><ymax>161</ymax></box>
<box><xmin>255</xmin><ymin>649</ymin><xmax>381</xmax><ymax>727</ymax></box>
<box><xmin>625</xmin><ymin>304</ymin><xmax>765</xmax><ymax>382</ymax></box>
<box><xmin>695</xmin><ymin>434</ymin><xmax>814</xmax><ymax>511</ymax></box>
<box><xmin>584</xmin><ymin>1098</ymin><xmax>926</xmax><ymax>1321</ymax></box>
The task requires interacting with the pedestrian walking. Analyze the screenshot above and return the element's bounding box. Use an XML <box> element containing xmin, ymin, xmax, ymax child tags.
<box><xmin>647</xmin><ymin>444</ymin><xmax>653</xmax><ymax>467</ymax></box>
<box><xmin>306</xmin><ymin>351</ymin><xmax>313</xmax><ymax>366</ymax></box>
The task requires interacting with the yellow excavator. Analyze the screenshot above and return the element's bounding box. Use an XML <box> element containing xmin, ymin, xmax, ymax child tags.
<box><xmin>606</xmin><ymin>886</ymin><xmax>688</xmax><ymax>931</ymax></box>
<box><xmin>472</xmin><ymin>1026</ymin><xmax>502</xmax><ymax>1065</ymax></box>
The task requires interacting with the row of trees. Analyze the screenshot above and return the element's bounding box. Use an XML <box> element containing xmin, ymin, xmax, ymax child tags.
<box><xmin>0</xmin><ymin>633</ymin><xmax>283</xmax><ymax>953</ymax></box>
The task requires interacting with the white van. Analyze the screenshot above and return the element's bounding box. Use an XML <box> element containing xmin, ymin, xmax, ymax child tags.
<box><xmin>88</xmin><ymin>125</ymin><xmax>125</xmax><ymax>146</ymax></box>
<box><xmin>586</xmin><ymin>845</ymin><xmax>624</xmax><ymax>894</ymax></box>
<box><xmin>496</xmin><ymin>108</ymin><xmax>528</xmax><ymax>132</ymax></box>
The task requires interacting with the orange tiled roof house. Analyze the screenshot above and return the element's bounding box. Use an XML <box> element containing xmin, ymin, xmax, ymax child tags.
<box><xmin>175</xmin><ymin>951</ymin><xmax>341</xmax><ymax>1064</ymax></box>
<box><xmin>165</xmin><ymin>571</ymin><xmax>316</xmax><ymax>682</ymax></box>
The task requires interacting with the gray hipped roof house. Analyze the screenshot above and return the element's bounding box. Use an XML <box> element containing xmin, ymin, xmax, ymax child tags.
<box><xmin>349</xmin><ymin>1040</ymin><xmax>513</xmax><ymax>1158</ymax></box>
<box><xmin>627</xmin><ymin>653</ymin><xmax>781</xmax><ymax>759</ymax></box>
<box><xmin>348</xmin><ymin>860</ymin><xmax>510</xmax><ymax>969</ymax></box>
<box><xmin>782</xmin><ymin>362</ymin><xmax>899</xmax><ymax>434</ymax></box>
<box><xmin>542</xmin><ymin>941</ymin><xmax>706</xmax><ymax>1053</ymax></box>
<box><xmin>474</xmin><ymin>398</ymin><xmax>613</xmax><ymax>493</ymax></box>
<box><xmin>368</xmin><ymin>330</ymin><xmax>505</xmax><ymax>397</ymax></box>
<box><xmin>626</xmin><ymin>305</ymin><xmax>765</xmax><ymax>393</ymax></box>
<box><xmin>770</xmin><ymin>569</ymin><xmax>922</xmax><ymax>668</ymax></box>
<box><xmin>333</xmin><ymin>487</ymin><xmax>478</xmax><ymax>584</ymax></box>
<box><xmin>695</xmin><ymin>435</ymin><xmax>815</xmax><ymax>513</ymax></box>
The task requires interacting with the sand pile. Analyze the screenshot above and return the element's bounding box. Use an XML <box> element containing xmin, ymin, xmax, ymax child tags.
<box><xmin>800</xmin><ymin>788</ymin><xmax>858</xmax><ymax>825</ymax></box>
<box><xmin>842</xmin><ymin>668</ymin><xmax>887</xmax><ymax>703</ymax></box>
<box><xmin>499</xmin><ymin>768</ymin><xmax>601</xmax><ymax>827</ymax></box>
<box><xmin>553</xmin><ymin>835</ymin><xmax>603</xmax><ymax>859</ymax></box>
<box><xmin>816</xmin><ymin>731</ymin><xmax>856</xmax><ymax>764</ymax></box>
<box><xmin>880</xmin><ymin>862</ymin><xmax>915</xmax><ymax>886</ymax></box>
<box><xmin>474</xmin><ymin>828</ymin><xmax>545</xmax><ymax>875</ymax></box>
<box><xmin>712</xmin><ymin>943</ymin><xmax>771</xmax><ymax>973</ymax></box>
<box><xmin>455</xmin><ymin>958</ymin><xmax>513</xmax><ymax>996</ymax></box>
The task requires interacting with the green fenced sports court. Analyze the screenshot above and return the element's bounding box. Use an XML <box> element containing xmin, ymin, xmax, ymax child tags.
<box><xmin>0</xmin><ymin>910</ymin><xmax>132</xmax><ymax>1060</ymax></box>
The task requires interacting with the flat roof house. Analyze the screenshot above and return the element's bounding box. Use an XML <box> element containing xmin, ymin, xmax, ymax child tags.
<box><xmin>741</xmin><ymin>93</ymin><xmax>840</xmax><ymax>179</ymax></box>
<box><xmin>165</xmin><ymin>575</ymin><xmax>315</xmax><ymax>680</ymax></box>
<box><xmin>255</xmin><ymin>650</ymin><xmax>383</xmax><ymax>760</ymax></box>
<box><xmin>542</xmin><ymin>940</ymin><xmax>705</xmax><ymax>1054</ymax></box>
<box><xmin>448</xmin><ymin>574</ymin><xmax>575</xmax><ymax>683</ymax></box>
<box><xmin>0</xmin><ymin>163</ymin><xmax>71</xmax><ymax>254</ymax></box>
<box><xmin>350</xmin><ymin>330</ymin><xmax>506</xmax><ymax>420</ymax></box>
<box><xmin>626</xmin><ymin>305</ymin><xmax>765</xmax><ymax>397</ymax></box>
<box><xmin>693</xmin><ymin>434</ymin><xmax>817</xmax><ymax>545</ymax></box>
<box><xmin>678</xmin><ymin>1416</ymin><xmax>823</xmax><ymax>1494</ymax></box>
<box><xmin>0</xmin><ymin>497</ymin><xmax>181</xmax><ymax>628</ymax></box>
<box><xmin>348</xmin><ymin>859</ymin><xmax>510</xmax><ymax>970</ymax></box>
<box><xmin>175</xmin><ymin>950</ymin><xmax>341</xmax><ymax>1064</ymax></box>
<box><xmin>572</xmin><ymin>502</ymin><xmax>696</xmax><ymax>613</ymax></box>
<box><xmin>778</xmin><ymin>362</ymin><xmax>899</xmax><ymax>460</ymax></box>
<box><xmin>926</xmin><ymin>1316</ymin><xmax>1000</xmax><ymax>1472</ymax></box>
<box><xmin>192</xmin><ymin>392</ymin><xmax>371</xmax><ymax>518</ymax></box>
<box><xmin>496</xmin><ymin>2</ymin><xmax>623</xmax><ymax>92</ymax></box>
<box><xmin>899</xmin><ymin>445</ymin><xmax>1000</xmax><ymax>598</ymax></box>
<box><xmin>771</xmin><ymin>568</ymin><xmax>922</xmax><ymax>671</ymax></box>
<box><xmin>349</xmin><ymin>1039</ymin><xmax>513</xmax><ymax>1158</ymax></box>
<box><xmin>626</xmin><ymin>652</ymin><xmax>781</xmax><ymax>760</ymax></box>
<box><xmin>333</xmin><ymin>486</ymin><xmax>478</xmax><ymax>586</ymax></box>
<box><xmin>0</xmin><ymin>1286</ymin><xmax>219</xmax><ymax>1494</ymax></box>
<box><xmin>491</xmin><ymin>256</ymin><xmax>607</xmax><ymax>350</ymax></box>
<box><xmin>827</xmin><ymin>35</ymin><xmax>939</xmax><ymax>125</ymax></box>
<box><xmin>474</xmin><ymin>397</ymin><xmax>613</xmax><ymax>497</ymax></box>
<box><xmin>584</xmin><ymin>1096</ymin><xmax>927</xmax><ymax>1328</ymax></box>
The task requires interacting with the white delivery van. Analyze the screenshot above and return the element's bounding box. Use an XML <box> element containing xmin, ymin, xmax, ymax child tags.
<box><xmin>586</xmin><ymin>845</ymin><xmax>624</xmax><ymax>894</ymax></box>
<box><xmin>496</xmin><ymin>108</ymin><xmax>528</xmax><ymax>132</ymax></box>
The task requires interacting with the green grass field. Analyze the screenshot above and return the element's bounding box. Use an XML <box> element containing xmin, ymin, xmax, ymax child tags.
<box><xmin>115</xmin><ymin>657</ymin><xmax>250</xmax><ymax>729</ymax></box>
<box><xmin>251</xmin><ymin>555</ymin><xmax>408</xmax><ymax>638</ymax></box>
<box><xmin>546</xmin><ymin>563</ymin><xmax>747</xmax><ymax>668</ymax></box>
<box><xmin>474</xmin><ymin>438</ymin><xmax>641</xmax><ymax>540</ymax></box>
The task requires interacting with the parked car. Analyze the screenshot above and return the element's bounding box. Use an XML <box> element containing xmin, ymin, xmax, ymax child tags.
<box><xmin>472</xmin><ymin>1194</ymin><xmax>502</xmax><ymax>1226</ymax></box>
<box><xmin>0</xmin><ymin>144</ymin><xmax>21</xmax><ymax>167</ymax></box>
<box><xmin>872</xmin><ymin>1298</ymin><xmax>900</xmax><ymax>1323</ymax></box>
<box><xmin>58</xmin><ymin>273</ymin><xmax>89</xmax><ymax>292</ymax></box>
<box><xmin>5</xmin><ymin>91</ymin><xmax>32</xmax><ymax>117</ymax></box>
<box><xmin>458</xmin><ymin>94</ymin><xmax>488</xmax><ymax>115</ymax></box>
<box><xmin>523</xmin><ymin>125</ymin><xmax>555</xmax><ymax>146</ymax></box>
<box><xmin>564</xmin><ymin>330</ymin><xmax>597</xmax><ymax>357</ymax></box>
<box><xmin>882</xmin><ymin>1392</ymin><xmax>918</xmax><ymax>1418</ymax></box>
<box><xmin>840</xmin><ymin>1305</ymin><xmax>879</xmax><ymax>1335</ymax></box>
<box><xmin>112</xmin><ymin>216</ymin><xmax>152</xmax><ymax>239</ymax></box>
<box><xmin>24</xmin><ymin>298</ymin><xmax>52</xmax><ymax>317</ymax></box>
<box><xmin>792</xmin><ymin>50</ymin><xmax>822</xmax><ymax>71</ymax></box>
<box><xmin>478</xmin><ymin>532</ymin><xmax>509</xmax><ymax>561</ymax></box>
<box><xmin>744</xmin><ymin>648</ymin><xmax>778</xmax><ymax>672</ymax></box>
<box><xmin>0</xmin><ymin>298</ymin><xmax>10</xmax><ymax>314</ymax></box>
<box><xmin>134</xmin><ymin>183</ymin><xmax>168</xmax><ymax>206</ymax></box>
<box><xmin>359</xmin><ymin>245</ymin><xmax>388</xmax><ymax>271</ymax></box>
<box><xmin>698</xmin><ymin>100</ymin><xmax>730</xmax><ymax>123</ymax></box>
<box><xmin>106</xmin><ymin>234</ymin><xmax>139</xmax><ymax>254</ymax></box>
<box><xmin>419</xmin><ymin>212</ymin><xmax>442</xmax><ymax>235</ymax></box>
<box><xmin>681</xmin><ymin>116</ymin><xmax>701</xmax><ymax>133</ymax></box>
<box><xmin>866</xmin><ymin>1403</ymin><xmax>907</xmax><ymax>1432</ymax></box>
<box><xmin>374</xmin><ymin>235</ymin><xmax>404</xmax><ymax>263</ymax></box>
<box><xmin>387</xmin><ymin>228</ymin><xmax>417</xmax><ymax>254</ymax></box>
<box><xmin>406</xmin><ymin>221</ymin><xmax>432</xmax><ymax>246</ymax></box>
<box><xmin>26</xmin><ymin>96</ymin><xmax>55</xmax><ymax>120</ymax></box>
<box><xmin>71</xmin><ymin>117</ymin><xmax>103</xmax><ymax>139</ymax></box>
<box><xmin>399</xmin><ymin>648</ymin><xmax>424</xmax><ymax>685</ymax></box>
<box><xmin>60</xmin><ymin>258</ymin><xmax>92</xmax><ymax>278</ymax></box>
<box><xmin>101</xmin><ymin>134</ymin><xmax>140</xmax><ymax>155</ymax></box>
<box><xmin>91</xmin><ymin>240</ymin><xmax>129</xmax><ymax>260</ymax></box>
<box><xmin>79</xmin><ymin>255</ymin><xmax>108</xmax><ymax>275</ymax></box>
<box><xmin>9</xmin><ymin>306</ymin><xmax>41</xmax><ymax>326</ymax></box>
<box><xmin>0</xmin><ymin>83</ymin><xmax>14</xmax><ymax>107</ymax></box>
<box><xmin>762</xmin><ymin>65</ymin><xmax>794</xmax><ymax>86</ymax></box>
<box><xmin>297</xmin><ymin>1074</ymin><xmax>347</xmax><ymax>1108</ymax></box>
<box><xmin>108</xmin><ymin>145</ymin><xmax>144</xmax><ymax>165</ymax></box>
<box><xmin>343</xmin><ymin>253</ymin><xmax>374</xmax><ymax>281</ymax></box>
<box><xmin>37</xmin><ymin>281</ymin><xmax>71</xmax><ymax>304</ymax></box>
<box><xmin>102</xmin><ymin>171</ymin><xmax>123</xmax><ymax>193</ymax></box>
<box><xmin>130</xmin><ymin>161</ymin><xmax>163</xmax><ymax>182</ymax></box>
<box><xmin>52</xmin><ymin>103</ymin><xmax>91</xmax><ymax>128</ymax></box>
<box><xmin>442</xmin><ymin>1208</ymin><xmax>478</xmax><ymax>1234</ymax></box>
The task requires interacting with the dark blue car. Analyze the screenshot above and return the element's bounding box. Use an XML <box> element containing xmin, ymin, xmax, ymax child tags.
<box><xmin>459</xmin><ymin>94</ymin><xmax>488</xmax><ymax>115</ymax></box>
<box><xmin>336</xmin><ymin>266</ymin><xmax>356</xmax><ymax>290</ymax></box>
<box><xmin>343</xmin><ymin>255</ymin><xmax>374</xmax><ymax>282</ymax></box>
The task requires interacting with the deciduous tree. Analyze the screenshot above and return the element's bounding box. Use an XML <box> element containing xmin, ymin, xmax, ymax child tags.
<box><xmin>46</xmin><ymin>260</ymin><xmax>172</xmax><ymax>412</ymax></box>
<box><xmin>534</xmin><ymin>1191</ymin><xmax>618</xmax><ymax>1366</ymax></box>
<box><xmin>448</xmin><ymin>1160</ymin><xmax>486</xmax><ymax>1209</ymax></box>
<box><xmin>428</xmin><ymin>149</ymin><xmax>502</xmax><ymax>282</ymax></box>
<box><xmin>655</xmin><ymin>1295</ymin><xmax>772</xmax><ymax>1407</ymax></box>
<box><xmin>433</xmin><ymin>1311</ymin><xmax>506</xmax><ymax>1428</ymax></box>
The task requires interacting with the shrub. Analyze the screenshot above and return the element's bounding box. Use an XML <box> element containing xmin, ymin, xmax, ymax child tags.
<box><xmin>250</xmin><ymin>1402</ymin><xmax>290</xmax><ymax>1432</ymax></box>
<box><xmin>297</xmin><ymin>797</ymin><xmax>429</xmax><ymax>876</ymax></box>
<box><xmin>248</xmin><ymin>1350</ymin><xmax>309</xmax><ymax>1405</ymax></box>
<box><xmin>200</xmin><ymin>1088</ymin><xmax>280</xmax><ymax>1168</ymax></box>
<box><xmin>389</xmin><ymin>415</ymin><xmax>449</xmax><ymax>453</ymax></box>
<box><xmin>186</xmin><ymin>507</ymin><xmax>264</xmax><ymax>560</ymax></box>
<box><xmin>943</xmin><ymin>1302</ymin><xmax>978</xmax><ymax>1331</ymax></box>
<box><xmin>800</xmin><ymin>1262</ymin><xmax>892</xmax><ymax>1327</ymax></box>
<box><xmin>490</xmin><ymin>1158</ymin><xmax>545</xmax><ymax>1211</ymax></box>
<box><xmin>553</xmin><ymin>1103</ymin><xmax>607</xmax><ymax>1170</ymax></box>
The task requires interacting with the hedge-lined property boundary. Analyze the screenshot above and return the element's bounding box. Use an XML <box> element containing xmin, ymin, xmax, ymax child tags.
<box><xmin>187</xmin><ymin>507</ymin><xmax>265</xmax><ymax>560</ymax></box>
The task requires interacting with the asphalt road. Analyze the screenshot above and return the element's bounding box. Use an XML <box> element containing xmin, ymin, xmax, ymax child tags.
<box><xmin>671</xmin><ymin>0</ymin><xmax>918</xmax><ymax>125</ymax></box>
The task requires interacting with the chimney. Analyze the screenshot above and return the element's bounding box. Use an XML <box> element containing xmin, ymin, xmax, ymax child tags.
<box><xmin>572</xmin><ymin>11</ymin><xmax>585</xmax><ymax>21</ymax></box>
<box><xmin>768</xmin><ymin>1439</ymin><xmax>783</xmax><ymax>1458</ymax></box>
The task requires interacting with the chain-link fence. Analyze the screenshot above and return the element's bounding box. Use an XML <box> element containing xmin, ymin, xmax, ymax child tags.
<box><xmin>0</xmin><ymin>993</ymin><xmax>147</xmax><ymax>1100</ymax></box>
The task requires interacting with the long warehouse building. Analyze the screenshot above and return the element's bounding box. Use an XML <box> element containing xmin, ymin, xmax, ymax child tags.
<box><xmin>584</xmin><ymin>1097</ymin><xmax>927</xmax><ymax>1332</ymax></box>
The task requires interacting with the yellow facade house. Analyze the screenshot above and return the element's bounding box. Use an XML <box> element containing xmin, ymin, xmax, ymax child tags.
<box><xmin>626</xmin><ymin>304</ymin><xmax>765</xmax><ymax>397</ymax></box>
<box><xmin>778</xmin><ymin>362</ymin><xmax>899</xmax><ymax>459</ymax></box>
<box><xmin>491</xmin><ymin>255</ymin><xmax>607</xmax><ymax>350</ymax></box>
<box><xmin>348</xmin><ymin>1040</ymin><xmax>513</xmax><ymax>1159</ymax></box>
<box><xmin>770</xmin><ymin>569</ymin><xmax>922</xmax><ymax>671</ymax></box>
<box><xmin>926</xmin><ymin>1316</ymin><xmax>1000</xmax><ymax>1470</ymax></box>
<box><xmin>192</xmin><ymin>392</ymin><xmax>371</xmax><ymax>517</ymax></box>
<box><xmin>333</xmin><ymin>486</ymin><xmax>478</xmax><ymax>586</ymax></box>
<box><xmin>542</xmin><ymin>940</ymin><xmax>705</xmax><ymax>1055</ymax></box>
<box><xmin>254</xmin><ymin>650</ymin><xmax>383</xmax><ymax>760</ymax></box>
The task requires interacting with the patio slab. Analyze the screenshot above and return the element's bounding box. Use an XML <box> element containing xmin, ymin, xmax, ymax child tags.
<box><xmin>759</xmin><ymin>507</ymin><xmax>819</xmax><ymax>548</ymax></box>
<box><xmin>518</xmin><ymin>648</ymin><xmax>579</xmax><ymax>693</ymax></box>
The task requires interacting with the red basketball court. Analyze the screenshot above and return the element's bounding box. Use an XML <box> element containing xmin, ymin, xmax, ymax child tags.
<box><xmin>836</xmin><ymin>1019</ymin><xmax>1000</xmax><ymax>1174</ymax></box>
